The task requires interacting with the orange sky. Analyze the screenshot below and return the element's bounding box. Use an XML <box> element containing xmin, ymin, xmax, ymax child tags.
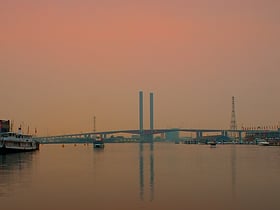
<box><xmin>1</xmin><ymin>0</ymin><xmax>280</xmax><ymax>136</ymax></box>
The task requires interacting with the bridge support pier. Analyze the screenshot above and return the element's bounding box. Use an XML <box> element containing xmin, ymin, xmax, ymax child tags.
<box><xmin>147</xmin><ymin>134</ymin><xmax>154</xmax><ymax>142</ymax></box>
<box><xmin>221</xmin><ymin>131</ymin><xmax>228</xmax><ymax>137</ymax></box>
<box><xmin>196</xmin><ymin>131</ymin><xmax>203</xmax><ymax>142</ymax></box>
<box><xmin>238</xmin><ymin>131</ymin><xmax>242</xmax><ymax>143</ymax></box>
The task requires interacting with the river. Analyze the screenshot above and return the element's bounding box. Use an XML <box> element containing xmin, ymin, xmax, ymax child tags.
<box><xmin>0</xmin><ymin>143</ymin><xmax>280</xmax><ymax>210</ymax></box>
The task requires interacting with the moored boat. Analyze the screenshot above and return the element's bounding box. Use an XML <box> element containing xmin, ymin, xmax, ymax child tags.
<box><xmin>258</xmin><ymin>141</ymin><xmax>270</xmax><ymax>146</ymax></box>
<box><xmin>93</xmin><ymin>135</ymin><xmax>104</xmax><ymax>148</ymax></box>
<box><xmin>256</xmin><ymin>138</ymin><xmax>270</xmax><ymax>146</ymax></box>
<box><xmin>0</xmin><ymin>131</ymin><xmax>40</xmax><ymax>154</ymax></box>
<box><xmin>208</xmin><ymin>141</ymin><xmax>217</xmax><ymax>147</ymax></box>
<box><xmin>0</xmin><ymin>119</ymin><xmax>39</xmax><ymax>154</ymax></box>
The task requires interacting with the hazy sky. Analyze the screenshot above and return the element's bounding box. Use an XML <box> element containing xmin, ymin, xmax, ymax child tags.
<box><xmin>1</xmin><ymin>0</ymin><xmax>279</xmax><ymax>135</ymax></box>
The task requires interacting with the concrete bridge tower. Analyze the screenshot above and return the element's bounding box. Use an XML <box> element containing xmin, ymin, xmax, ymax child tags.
<box><xmin>139</xmin><ymin>91</ymin><xmax>154</xmax><ymax>140</ymax></box>
<box><xmin>150</xmin><ymin>92</ymin><xmax>154</xmax><ymax>141</ymax></box>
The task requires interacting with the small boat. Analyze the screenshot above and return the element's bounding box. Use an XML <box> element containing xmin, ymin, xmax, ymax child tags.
<box><xmin>208</xmin><ymin>141</ymin><xmax>217</xmax><ymax>147</ymax></box>
<box><xmin>0</xmin><ymin>129</ymin><xmax>40</xmax><ymax>154</ymax></box>
<box><xmin>258</xmin><ymin>141</ymin><xmax>270</xmax><ymax>146</ymax></box>
<box><xmin>93</xmin><ymin>135</ymin><xmax>104</xmax><ymax>148</ymax></box>
<box><xmin>256</xmin><ymin>138</ymin><xmax>270</xmax><ymax>146</ymax></box>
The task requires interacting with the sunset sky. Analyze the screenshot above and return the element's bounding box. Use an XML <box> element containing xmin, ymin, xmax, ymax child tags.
<box><xmin>1</xmin><ymin>0</ymin><xmax>279</xmax><ymax>136</ymax></box>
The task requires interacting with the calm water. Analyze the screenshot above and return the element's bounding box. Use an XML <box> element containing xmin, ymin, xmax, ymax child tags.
<box><xmin>1</xmin><ymin>143</ymin><xmax>280</xmax><ymax>210</ymax></box>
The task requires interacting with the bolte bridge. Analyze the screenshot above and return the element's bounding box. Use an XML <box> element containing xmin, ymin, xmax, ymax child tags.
<box><xmin>35</xmin><ymin>128</ymin><xmax>246</xmax><ymax>144</ymax></box>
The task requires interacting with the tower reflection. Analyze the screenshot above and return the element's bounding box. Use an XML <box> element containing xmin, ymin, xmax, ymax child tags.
<box><xmin>0</xmin><ymin>152</ymin><xmax>35</xmax><ymax>197</ymax></box>
<box><xmin>231</xmin><ymin>145</ymin><xmax>237</xmax><ymax>200</ymax></box>
<box><xmin>149</xmin><ymin>141</ymin><xmax>154</xmax><ymax>201</ymax></box>
<box><xmin>139</xmin><ymin>140</ymin><xmax>154</xmax><ymax>201</ymax></box>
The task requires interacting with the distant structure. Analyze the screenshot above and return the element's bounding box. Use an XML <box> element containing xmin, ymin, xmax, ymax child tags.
<box><xmin>139</xmin><ymin>91</ymin><xmax>154</xmax><ymax>140</ymax></box>
<box><xmin>230</xmin><ymin>96</ymin><xmax>237</xmax><ymax>137</ymax></box>
<box><xmin>165</xmin><ymin>129</ymin><xmax>179</xmax><ymax>141</ymax></box>
<box><xmin>93</xmin><ymin>116</ymin><xmax>96</xmax><ymax>132</ymax></box>
<box><xmin>150</xmin><ymin>92</ymin><xmax>154</xmax><ymax>131</ymax></box>
<box><xmin>139</xmin><ymin>91</ymin><xmax>144</xmax><ymax>136</ymax></box>
<box><xmin>0</xmin><ymin>120</ymin><xmax>10</xmax><ymax>132</ymax></box>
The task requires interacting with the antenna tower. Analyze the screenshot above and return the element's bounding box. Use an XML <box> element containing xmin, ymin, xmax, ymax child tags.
<box><xmin>93</xmin><ymin>116</ymin><xmax>96</xmax><ymax>132</ymax></box>
<box><xmin>230</xmin><ymin>96</ymin><xmax>237</xmax><ymax>134</ymax></box>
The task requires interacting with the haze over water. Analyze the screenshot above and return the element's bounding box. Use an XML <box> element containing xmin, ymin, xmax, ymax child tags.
<box><xmin>1</xmin><ymin>143</ymin><xmax>280</xmax><ymax>210</ymax></box>
<box><xmin>1</xmin><ymin>1</ymin><xmax>279</xmax><ymax>209</ymax></box>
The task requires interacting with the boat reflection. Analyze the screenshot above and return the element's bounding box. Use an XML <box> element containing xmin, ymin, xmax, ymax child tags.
<box><xmin>0</xmin><ymin>152</ymin><xmax>36</xmax><ymax>197</ymax></box>
<box><xmin>149</xmin><ymin>142</ymin><xmax>154</xmax><ymax>201</ymax></box>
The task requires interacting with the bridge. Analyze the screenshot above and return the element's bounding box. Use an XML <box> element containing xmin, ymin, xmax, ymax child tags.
<box><xmin>35</xmin><ymin>128</ymin><xmax>247</xmax><ymax>144</ymax></box>
<box><xmin>34</xmin><ymin>91</ymin><xmax>275</xmax><ymax>144</ymax></box>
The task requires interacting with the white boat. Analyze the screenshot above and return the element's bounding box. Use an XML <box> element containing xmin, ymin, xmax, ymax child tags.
<box><xmin>208</xmin><ymin>141</ymin><xmax>217</xmax><ymax>147</ymax></box>
<box><xmin>256</xmin><ymin>138</ymin><xmax>270</xmax><ymax>146</ymax></box>
<box><xmin>258</xmin><ymin>141</ymin><xmax>270</xmax><ymax>146</ymax></box>
<box><xmin>93</xmin><ymin>135</ymin><xmax>104</xmax><ymax>148</ymax></box>
<box><xmin>0</xmin><ymin>129</ymin><xmax>40</xmax><ymax>154</ymax></box>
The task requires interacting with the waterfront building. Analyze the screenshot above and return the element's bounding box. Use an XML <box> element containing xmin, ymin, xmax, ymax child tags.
<box><xmin>165</xmin><ymin>129</ymin><xmax>179</xmax><ymax>142</ymax></box>
<box><xmin>244</xmin><ymin>130</ymin><xmax>280</xmax><ymax>145</ymax></box>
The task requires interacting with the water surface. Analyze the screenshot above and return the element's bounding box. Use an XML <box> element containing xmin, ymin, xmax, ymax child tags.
<box><xmin>0</xmin><ymin>143</ymin><xmax>280</xmax><ymax>210</ymax></box>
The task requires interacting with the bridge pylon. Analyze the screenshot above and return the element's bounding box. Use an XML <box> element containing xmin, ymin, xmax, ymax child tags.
<box><xmin>139</xmin><ymin>91</ymin><xmax>154</xmax><ymax>142</ymax></box>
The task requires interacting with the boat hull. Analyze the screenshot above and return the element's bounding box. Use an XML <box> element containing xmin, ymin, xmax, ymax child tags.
<box><xmin>258</xmin><ymin>142</ymin><xmax>270</xmax><ymax>146</ymax></box>
<box><xmin>0</xmin><ymin>143</ymin><xmax>40</xmax><ymax>154</ymax></box>
<box><xmin>0</xmin><ymin>146</ymin><xmax>39</xmax><ymax>154</ymax></box>
<box><xmin>208</xmin><ymin>141</ymin><xmax>217</xmax><ymax>147</ymax></box>
<box><xmin>93</xmin><ymin>143</ymin><xmax>104</xmax><ymax>148</ymax></box>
